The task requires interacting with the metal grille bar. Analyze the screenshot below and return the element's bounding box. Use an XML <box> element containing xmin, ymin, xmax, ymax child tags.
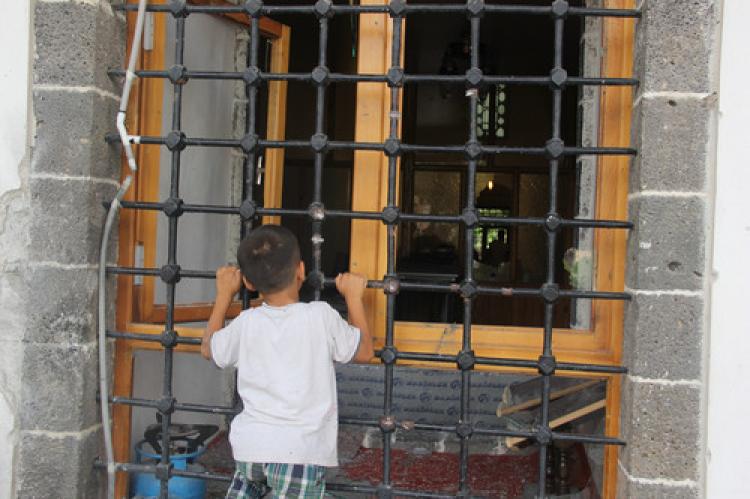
<box><xmin>103</xmin><ymin>1</ymin><xmax>638</xmax><ymax>497</ymax></box>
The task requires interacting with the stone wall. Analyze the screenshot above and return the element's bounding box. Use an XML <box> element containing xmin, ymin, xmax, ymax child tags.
<box><xmin>618</xmin><ymin>0</ymin><xmax>721</xmax><ymax>497</ymax></box>
<box><xmin>0</xmin><ymin>1</ymin><xmax>124</xmax><ymax>497</ymax></box>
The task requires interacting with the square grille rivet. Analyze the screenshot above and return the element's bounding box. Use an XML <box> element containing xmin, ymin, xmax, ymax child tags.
<box><xmin>162</xmin><ymin>197</ymin><xmax>184</xmax><ymax>218</ymax></box>
<box><xmin>168</xmin><ymin>64</ymin><xmax>188</xmax><ymax>85</ymax></box>
<box><xmin>311</xmin><ymin>65</ymin><xmax>329</xmax><ymax>85</ymax></box>
<box><xmin>243</xmin><ymin>0</ymin><xmax>263</xmax><ymax>17</ymax></box>
<box><xmin>306</xmin><ymin>271</ymin><xmax>325</xmax><ymax>291</ymax></box>
<box><xmin>551</xmin><ymin>0</ymin><xmax>569</xmax><ymax>18</ymax></box>
<box><xmin>383</xmin><ymin>138</ymin><xmax>401</xmax><ymax>157</ymax></box>
<box><xmin>467</xmin><ymin>0</ymin><xmax>485</xmax><ymax>17</ymax></box>
<box><xmin>456</xmin><ymin>422</ymin><xmax>473</xmax><ymax>438</ymax></box>
<box><xmin>381</xmin><ymin>205</ymin><xmax>400</xmax><ymax>224</ymax></box>
<box><xmin>165</xmin><ymin>131</ymin><xmax>187</xmax><ymax>151</ymax></box>
<box><xmin>550</xmin><ymin>67</ymin><xmax>567</xmax><ymax>89</ymax></box>
<box><xmin>380</xmin><ymin>346</ymin><xmax>398</xmax><ymax>364</ymax></box>
<box><xmin>538</xmin><ymin>354</ymin><xmax>556</xmax><ymax>375</ymax></box>
<box><xmin>457</xmin><ymin>350</ymin><xmax>476</xmax><ymax>371</ymax></box>
<box><xmin>308</xmin><ymin>202</ymin><xmax>325</xmax><ymax>221</ymax></box>
<box><xmin>379</xmin><ymin>415</ymin><xmax>397</xmax><ymax>433</ymax></box>
<box><xmin>239</xmin><ymin>199</ymin><xmax>257</xmax><ymax>220</ymax></box>
<box><xmin>311</xmin><ymin>133</ymin><xmax>328</xmax><ymax>153</ymax></box>
<box><xmin>382</xmin><ymin>275</ymin><xmax>401</xmax><ymax>295</ymax></box>
<box><xmin>314</xmin><ymin>0</ymin><xmax>334</xmax><ymax>18</ymax></box>
<box><xmin>155</xmin><ymin>462</ymin><xmax>173</xmax><ymax>481</ymax></box>
<box><xmin>377</xmin><ymin>484</ymin><xmax>393</xmax><ymax>499</ymax></box>
<box><xmin>168</xmin><ymin>0</ymin><xmax>188</xmax><ymax>17</ymax></box>
<box><xmin>544</xmin><ymin>213</ymin><xmax>561</xmax><ymax>232</ymax></box>
<box><xmin>462</xmin><ymin>208</ymin><xmax>479</xmax><ymax>227</ymax></box>
<box><xmin>160</xmin><ymin>264</ymin><xmax>181</xmax><ymax>284</ymax></box>
<box><xmin>545</xmin><ymin>138</ymin><xmax>564</xmax><ymax>159</ymax></box>
<box><xmin>386</xmin><ymin>67</ymin><xmax>404</xmax><ymax>87</ymax></box>
<box><xmin>460</xmin><ymin>280</ymin><xmax>478</xmax><ymax>299</ymax></box>
<box><xmin>388</xmin><ymin>0</ymin><xmax>407</xmax><ymax>17</ymax></box>
<box><xmin>465</xmin><ymin>68</ymin><xmax>483</xmax><ymax>88</ymax></box>
<box><xmin>536</xmin><ymin>426</ymin><xmax>552</xmax><ymax>445</ymax></box>
<box><xmin>541</xmin><ymin>283</ymin><xmax>559</xmax><ymax>303</ymax></box>
<box><xmin>240</xmin><ymin>133</ymin><xmax>259</xmax><ymax>154</ymax></box>
<box><xmin>157</xmin><ymin>396</ymin><xmax>176</xmax><ymax>415</ymax></box>
<box><xmin>465</xmin><ymin>141</ymin><xmax>483</xmax><ymax>160</ymax></box>
<box><xmin>243</xmin><ymin>66</ymin><xmax>261</xmax><ymax>86</ymax></box>
<box><xmin>161</xmin><ymin>330</ymin><xmax>179</xmax><ymax>348</ymax></box>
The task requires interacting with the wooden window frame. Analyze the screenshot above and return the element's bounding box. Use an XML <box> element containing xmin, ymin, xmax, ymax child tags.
<box><xmin>349</xmin><ymin>1</ymin><xmax>634</xmax><ymax>496</ymax></box>
<box><xmin>113</xmin><ymin>2</ymin><xmax>289</xmax><ymax>496</ymax></box>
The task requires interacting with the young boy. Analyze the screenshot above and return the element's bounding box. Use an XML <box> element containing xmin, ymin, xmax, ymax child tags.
<box><xmin>201</xmin><ymin>225</ymin><xmax>372</xmax><ymax>498</ymax></box>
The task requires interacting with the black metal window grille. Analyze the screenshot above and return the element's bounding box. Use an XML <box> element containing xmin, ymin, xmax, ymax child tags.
<box><xmin>103</xmin><ymin>1</ymin><xmax>639</xmax><ymax>497</ymax></box>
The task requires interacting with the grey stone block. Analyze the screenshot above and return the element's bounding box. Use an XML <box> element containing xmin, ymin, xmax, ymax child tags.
<box><xmin>22</xmin><ymin>266</ymin><xmax>115</xmax><ymax>345</ymax></box>
<box><xmin>623</xmin><ymin>294</ymin><xmax>704</xmax><ymax>380</ymax></box>
<box><xmin>33</xmin><ymin>2</ymin><xmax>125</xmax><ymax>94</ymax></box>
<box><xmin>16</xmin><ymin>427</ymin><xmax>104</xmax><ymax>499</ymax></box>
<box><xmin>626</xmin><ymin>196</ymin><xmax>706</xmax><ymax>291</ymax></box>
<box><xmin>29</xmin><ymin>177</ymin><xmax>116</xmax><ymax>265</ymax></box>
<box><xmin>19</xmin><ymin>343</ymin><xmax>99</xmax><ymax>432</ymax></box>
<box><xmin>32</xmin><ymin>89</ymin><xmax>121</xmax><ymax>179</ymax></box>
<box><xmin>619</xmin><ymin>378</ymin><xmax>700</xmax><ymax>480</ymax></box>
<box><xmin>634</xmin><ymin>0</ymin><xmax>718</xmax><ymax>93</ymax></box>
<box><xmin>630</xmin><ymin>95</ymin><xmax>713</xmax><ymax>193</ymax></box>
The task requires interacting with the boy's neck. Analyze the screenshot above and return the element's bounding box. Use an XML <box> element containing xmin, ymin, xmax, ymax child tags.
<box><xmin>262</xmin><ymin>286</ymin><xmax>300</xmax><ymax>307</ymax></box>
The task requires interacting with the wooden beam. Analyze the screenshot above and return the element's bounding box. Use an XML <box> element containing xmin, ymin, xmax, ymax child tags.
<box><xmin>262</xmin><ymin>24</ymin><xmax>291</xmax><ymax>226</ymax></box>
<box><xmin>497</xmin><ymin>379</ymin><xmax>601</xmax><ymax>417</ymax></box>
<box><xmin>188</xmin><ymin>0</ymin><xmax>283</xmax><ymax>38</ymax></box>
<box><xmin>505</xmin><ymin>399</ymin><xmax>607</xmax><ymax>448</ymax></box>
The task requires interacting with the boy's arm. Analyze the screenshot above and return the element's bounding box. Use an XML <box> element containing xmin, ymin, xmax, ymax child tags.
<box><xmin>201</xmin><ymin>266</ymin><xmax>242</xmax><ymax>361</ymax></box>
<box><xmin>335</xmin><ymin>273</ymin><xmax>373</xmax><ymax>363</ymax></box>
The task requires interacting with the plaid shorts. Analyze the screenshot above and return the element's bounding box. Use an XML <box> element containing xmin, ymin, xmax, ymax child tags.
<box><xmin>225</xmin><ymin>461</ymin><xmax>326</xmax><ymax>499</ymax></box>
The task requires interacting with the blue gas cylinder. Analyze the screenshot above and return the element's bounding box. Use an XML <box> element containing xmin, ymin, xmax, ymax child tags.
<box><xmin>130</xmin><ymin>440</ymin><xmax>208</xmax><ymax>499</ymax></box>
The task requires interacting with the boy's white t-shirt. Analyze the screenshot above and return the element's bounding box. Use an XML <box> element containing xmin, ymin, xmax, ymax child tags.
<box><xmin>210</xmin><ymin>301</ymin><xmax>360</xmax><ymax>467</ymax></box>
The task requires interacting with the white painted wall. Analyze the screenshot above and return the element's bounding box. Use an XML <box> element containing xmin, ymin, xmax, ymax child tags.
<box><xmin>0</xmin><ymin>1</ymin><xmax>29</xmax><ymax>195</ymax></box>
<box><xmin>706</xmin><ymin>1</ymin><xmax>750</xmax><ymax>497</ymax></box>
<box><xmin>0</xmin><ymin>2</ymin><xmax>30</xmax><ymax>497</ymax></box>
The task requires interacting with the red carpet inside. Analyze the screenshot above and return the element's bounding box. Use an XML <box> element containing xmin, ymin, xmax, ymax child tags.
<box><xmin>341</xmin><ymin>448</ymin><xmax>539</xmax><ymax>497</ymax></box>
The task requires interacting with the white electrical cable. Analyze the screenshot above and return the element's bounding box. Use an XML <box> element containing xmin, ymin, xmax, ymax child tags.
<box><xmin>99</xmin><ymin>1</ymin><xmax>148</xmax><ymax>498</ymax></box>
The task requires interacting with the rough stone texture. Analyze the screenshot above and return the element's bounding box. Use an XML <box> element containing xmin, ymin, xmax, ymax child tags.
<box><xmin>0</xmin><ymin>0</ymin><xmax>126</xmax><ymax>496</ymax></box>
<box><xmin>15</xmin><ymin>427</ymin><xmax>104</xmax><ymax>499</ymax></box>
<box><xmin>33</xmin><ymin>2</ymin><xmax>125</xmax><ymax>95</ymax></box>
<box><xmin>22</xmin><ymin>266</ymin><xmax>114</xmax><ymax>345</ymax></box>
<box><xmin>619</xmin><ymin>379</ymin><xmax>701</xmax><ymax>480</ymax></box>
<box><xmin>626</xmin><ymin>196</ymin><xmax>706</xmax><ymax>291</ymax></box>
<box><xmin>32</xmin><ymin>89</ymin><xmax>121</xmax><ymax>179</ymax></box>
<box><xmin>630</xmin><ymin>95</ymin><xmax>713</xmax><ymax>193</ymax></box>
<box><xmin>634</xmin><ymin>0</ymin><xmax>719</xmax><ymax>93</ymax></box>
<box><xmin>29</xmin><ymin>177</ymin><xmax>116</xmax><ymax>265</ymax></box>
<box><xmin>19</xmin><ymin>343</ymin><xmax>99</xmax><ymax>432</ymax></box>
<box><xmin>623</xmin><ymin>294</ymin><xmax>704</xmax><ymax>380</ymax></box>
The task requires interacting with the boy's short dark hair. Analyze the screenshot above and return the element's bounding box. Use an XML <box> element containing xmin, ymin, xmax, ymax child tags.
<box><xmin>237</xmin><ymin>225</ymin><xmax>301</xmax><ymax>294</ymax></box>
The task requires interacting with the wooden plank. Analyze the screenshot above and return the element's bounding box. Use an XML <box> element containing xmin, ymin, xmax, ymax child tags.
<box><xmin>505</xmin><ymin>399</ymin><xmax>607</xmax><ymax>448</ymax></box>
<box><xmin>148</xmin><ymin>300</ymin><xmax>245</xmax><ymax>323</ymax></box>
<box><xmin>497</xmin><ymin>379</ymin><xmax>601</xmax><ymax>417</ymax></box>
<box><xmin>350</xmin><ymin>0</ymin><xmax>393</xmax><ymax>342</ymax></box>
<box><xmin>598</xmin><ymin>1</ymin><xmax>635</xmax><ymax>496</ymax></box>
<box><xmin>262</xmin><ymin>24</ymin><xmax>290</xmax><ymax>226</ymax></box>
